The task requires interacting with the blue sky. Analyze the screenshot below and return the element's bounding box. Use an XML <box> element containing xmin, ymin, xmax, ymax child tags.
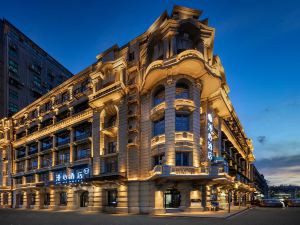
<box><xmin>1</xmin><ymin>0</ymin><xmax>300</xmax><ymax>185</ymax></box>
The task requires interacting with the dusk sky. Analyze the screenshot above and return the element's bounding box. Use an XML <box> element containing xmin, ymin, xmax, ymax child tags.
<box><xmin>1</xmin><ymin>0</ymin><xmax>299</xmax><ymax>185</ymax></box>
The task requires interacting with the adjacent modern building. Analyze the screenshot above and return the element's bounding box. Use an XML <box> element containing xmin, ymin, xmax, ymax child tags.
<box><xmin>0</xmin><ymin>19</ymin><xmax>72</xmax><ymax>118</ymax></box>
<box><xmin>0</xmin><ymin>6</ymin><xmax>257</xmax><ymax>214</ymax></box>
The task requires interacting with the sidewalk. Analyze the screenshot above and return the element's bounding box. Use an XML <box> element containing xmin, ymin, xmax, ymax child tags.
<box><xmin>155</xmin><ymin>206</ymin><xmax>250</xmax><ymax>218</ymax></box>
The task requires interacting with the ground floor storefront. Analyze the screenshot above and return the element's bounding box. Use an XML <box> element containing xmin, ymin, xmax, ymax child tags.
<box><xmin>0</xmin><ymin>180</ymin><xmax>253</xmax><ymax>214</ymax></box>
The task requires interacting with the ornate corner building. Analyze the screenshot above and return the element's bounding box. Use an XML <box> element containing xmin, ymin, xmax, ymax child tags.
<box><xmin>0</xmin><ymin>6</ymin><xmax>257</xmax><ymax>214</ymax></box>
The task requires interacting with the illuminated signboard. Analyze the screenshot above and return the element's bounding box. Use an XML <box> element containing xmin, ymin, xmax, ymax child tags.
<box><xmin>207</xmin><ymin>113</ymin><xmax>213</xmax><ymax>161</ymax></box>
<box><xmin>55</xmin><ymin>167</ymin><xmax>90</xmax><ymax>184</ymax></box>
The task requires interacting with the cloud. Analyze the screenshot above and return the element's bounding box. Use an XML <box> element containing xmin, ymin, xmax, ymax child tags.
<box><xmin>257</xmin><ymin>136</ymin><xmax>267</xmax><ymax>144</ymax></box>
<box><xmin>255</xmin><ymin>154</ymin><xmax>300</xmax><ymax>185</ymax></box>
<box><xmin>255</xmin><ymin>154</ymin><xmax>300</xmax><ymax>169</ymax></box>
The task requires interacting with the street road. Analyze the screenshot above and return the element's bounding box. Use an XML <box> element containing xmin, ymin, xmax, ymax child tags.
<box><xmin>0</xmin><ymin>207</ymin><xmax>299</xmax><ymax>225</ymax></box>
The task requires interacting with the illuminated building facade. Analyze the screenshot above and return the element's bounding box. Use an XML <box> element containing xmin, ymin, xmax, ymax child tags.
<box><xmin>0</xmin><ymin>6</ymin><xmax>256</xmax><ymax>213</ymax></box>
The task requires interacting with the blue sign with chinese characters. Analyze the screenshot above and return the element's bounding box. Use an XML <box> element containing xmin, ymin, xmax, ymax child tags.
<box><xmin>207</xmin><ymin>113</ymin><xmax>214</xmax><ymax>161</ymax></box>
<box><xmin>54</xmin><ymin>167</ymin><xmax>90</xmax><ymax>184</ymax></box>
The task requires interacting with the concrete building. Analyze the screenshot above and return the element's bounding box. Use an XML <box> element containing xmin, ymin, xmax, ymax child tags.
<box><xmin>0</xmin><ymin>19</ymin><xmax>72</xmax><ymax>118</ymax></box>
<box><xmin>0</xmin><ymin>6</ymin><xmax>256</xmax><ymax>214</ymax></box>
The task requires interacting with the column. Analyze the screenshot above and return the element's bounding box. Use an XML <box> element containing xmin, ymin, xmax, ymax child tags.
<box><xmin>34</xmin><ymin>190</ymin><xmax>41</xmax><ymax>209</ymax></box>
<box><xmin>49</xmin><ymin>188</ymin><xmax>56</xmax><ymax>209</ymax></box>
<box><xmin>165</xmin><ymin>77</ymin><xmax>176</xmax><ymax>166</ymax></box>
<box><xmin>189</xmin><ymin>189</ymin><xmax>203</xmax><ymax>212</ymax></box>
<box><xmin>154</xmin><ymin>189</ymin><xmax>164</xmax><ymax>214</ymax></box>
<box><xmin>192</xmin><ymin>80</ymin><xmax>202</xmax><ymax>167</ymax></box>
<box><xmin>52</xmin><ymin>135</ymin><xmax>56</xmax><ymax>166</ymax></box>
<box><xmin>69</xmin><ymin>127</ymin><xmax>74</xmax><ymax>163</ymax></box>
<box><xmin>23</xmin><ymin>191</ymin><xmax>28</xmax><ymax>209</ymax></box>
<box><xmin>67</xmin><ymin>188</ymin><xmax>76</xmax><ymax>210</ymax></box>
<box><xmin>92</xmin><ymin>109</ymin><xmax>101</xmax><ymax>175</ymax></box>
<box><xmin>89</xmin><ymin>186</ymin><xmax>102</xmax><ymax>211</ymax></box>
<box><xmin>117</xmin><ymin>184</ymin><xmax>128</xmax><ymax>213</ymax></box>
<box><xmin>37</xmin><ymin>141</ymin><xmax>41</xmax><ymax>169</ymax></box>
<box><xmin>118</xmin><ymin>100</ymin><xmax>128</xmax><ymax>174</ymax></box>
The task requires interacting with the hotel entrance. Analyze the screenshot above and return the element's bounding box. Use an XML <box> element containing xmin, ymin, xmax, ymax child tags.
<box><xmin>80</xmin><ymin>191</ymin><xmax>89</xmax><ymax>207</ymax></box>
<box><xmin>164</xmin><ymin>189</ymin><xmax>181</xmax><ymax>208</ymax></box>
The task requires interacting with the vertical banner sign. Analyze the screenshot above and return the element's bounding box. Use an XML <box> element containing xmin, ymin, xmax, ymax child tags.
<box><xmin>207</xmin><ymin>113</ymin><xmax>213</xmax><ymax>161</ymax></box>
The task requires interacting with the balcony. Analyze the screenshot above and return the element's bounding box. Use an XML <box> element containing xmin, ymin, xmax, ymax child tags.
<box><xmin>149</xmin><ymin>165</ymin><xmax>209</xmax><ymax>180</ymax></box>
<box><xmin>102</xmin><ymin>147</ymin><xmax>117</xmax><ymax>156</ymax></box>
<box><xmin>175</xmin><ymin>132</ymin><xmax>193</xmax><ymax>142</ymax></box>
<box><xmin>151</xmin><ymin>134</ymin><xmax>165</xmax><ymax>148</ymax></box>
<box><xmin>89</xmin><ymin>81</ymin><xmax>126</xmax><ymax>108</ymax></box>
<box><xmin>150</xmin><ymin>102</ymin><xmax>165</xmax><ymax>121</ymax></box>
<box><xmin>174</xmin><ymin>98</ymin><xmax>195</xmax><ymax>112</ymax></box>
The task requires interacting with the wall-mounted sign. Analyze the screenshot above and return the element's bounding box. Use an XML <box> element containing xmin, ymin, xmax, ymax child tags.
<box><xmin>207</xmin><ymin>113</ymin><xmax>213</xmax><ymax>161</ymax></box>
<box><xmin>55</xmin><ymin>167</ymin><xmax>90</xmax><ymax>185</ymax></box>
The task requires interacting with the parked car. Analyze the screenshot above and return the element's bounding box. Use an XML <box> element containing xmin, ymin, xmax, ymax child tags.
<box><xmin>260</xmin><ymin>199</ymin><xmax>283</xmax><ymax>207</ymax></box>
<box><xmin>287</xmin><ymin>199</ymin><xmax>300</xmax><ymax>207</ymax></box>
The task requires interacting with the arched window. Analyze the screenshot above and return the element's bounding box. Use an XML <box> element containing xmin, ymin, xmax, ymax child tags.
<box><xmin>176</xmin><ymin>82</ymin><xmax>189</xmax><ymax>99</ymax></box>
<box><xmin>153</xmin><ymin>86</ymin><xmax>165</xmax><ymax>106</ymax></box>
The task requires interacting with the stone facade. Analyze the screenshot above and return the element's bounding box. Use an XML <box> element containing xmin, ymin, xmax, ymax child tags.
<box><xmin>0</xmin><ymin>6</ymin><xmax>257</xmax><ymax>214</ymax></box>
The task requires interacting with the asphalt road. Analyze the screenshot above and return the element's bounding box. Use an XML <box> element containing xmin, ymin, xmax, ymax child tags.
<box><xmin>0</xmin><ymin>207</ymin><xmax>299</xmax><ymax>225</ymax></box>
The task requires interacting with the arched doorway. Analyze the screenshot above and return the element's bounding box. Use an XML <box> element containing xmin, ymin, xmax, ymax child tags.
<box><xmin>80</xmin><ymin>191</ymin><xmax>89</xmax><ymax>207</ymax></box>
<box><xmin>164</xmin><ymin>189</ymin><xmax>181</xmax><ymax>208</ymax></box>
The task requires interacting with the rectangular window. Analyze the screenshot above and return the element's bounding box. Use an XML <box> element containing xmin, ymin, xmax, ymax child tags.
<box><xmin>33</xmin><ymin>74</ymin><xmax>42</xmax><ymax>88</ymax></box>
<box><xmin>76</xmin><ymin>148</ymin><xmax>90</xmax><ymax>160</ymax></box>
<box><xmin>41</xmin><ymin>154</ymin><xmax>52</xmax><ymax>167</ymax></box>
<box><xmin>41</xmin><ymin>118</ymin><xmax>53</xmax><ymax>128</ymax></box>
<box><xmin>61</xmin><ymin>91</ymin><xmax>69</xmax><ymax>102</ymax></box>
<box><xmin>9</xmin><ymin>88</ymin><xmax>18</xmax><ymax>100</ymax></box>
<box><xmin>56</xmin><ymin>131</ymin><xmax>70</xmax><ymax>146</ymax></box>
<box><xmin>8</xmin><ymin>102</ymin><xmax>18</xmax><ymax>115</ymax></box>
<box><xmin>153</xmin><ymin>154</ymin><xmax>165</xmax><ymax>167</ymax></box>
<box><xmin>41</xmin><ymin>137</ymin><xmax>52</xmax><ymax>150</ymax></box>
<box><xmin>57</xmin><ymin>150</ymin><xmax>70</xmax><ymax>165</ymax></box>
<box><xmin>153</xmin><ymin>117</ymin><xmax>165</xmax><ymax>136</ymax></box>
<box><xmin>28</xmin><ymin>158</ymin><xmax>38</xmax><ymax>170</ymax></box>
<box><xmin>74</xmin><ymin>123</ymin><xmax>91</xmax><ymax>140</ymax></box>
<box><xmin>26</xmin><ymin>175</ymin><xmax>35</xmax><ymax>183</ymax></box>
<box><xmin>9</xmin><ymin>43</ymin><xmax>18</xmax><ymax>57</ymax></box>
<box><xmin>73</xmin><ymin>101</ymin><xmax>89</xmax><ymax>114</ymax></box>
<box><xmin>28</xmin><ymin>143</ymin><xmax>38</xmax><ymax>155</ymax></box>
<box><xmin>107</xmin><ymin>142</ymin><xmax>117</xmax><ymax>154</ymax></box>
<box><xmin>128</xmin><ymin>52</ymin><xmax>135</xmax><ymax>61</ymax></box>
<box><xmin>39</xmin><ymin>172</ymin><xmax>49</xmax><ymax>182</ymax></box>
<box><xmin>104</xmin><ymin>157</ymin><xmax>118</xmax><ymax>173</ymax></box>
<box><xmin>15</xmin><ymin>177</ymin><xmax>23</xmax><ymax>185</ymax></box>
<box><xmin>16</xmin><ymin>147</ymin><xmax>26</xmax><ymax>159</ymax></box>
<box><xmin>175</xmin><ymin>114</ymin><xmax>190</xmax><ymax>131</ymax></box>
<box><xmin>56</xmin><ymin>110</ymin><xmax>70</xmax><ymax>122</ymax></box>
<box><xmin>175</xmin><ymin>152</ymin><xmax>190</xmax><ymax>166</ymax></box>
<box><xmin>8</xmin><ymin>59</ymin><xmax>18</xmax><ymax>74</ymax></box>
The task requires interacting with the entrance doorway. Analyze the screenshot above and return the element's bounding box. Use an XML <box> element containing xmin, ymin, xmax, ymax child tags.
<box><xmin>80</xmin><ymin>191</ymin><xmax>89</xmax><ymax>207</ymax></box>
<box><xmin>164</xmin><ymin>189</ymin><xmax>181</xmax><ymax>208</ymax></box>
